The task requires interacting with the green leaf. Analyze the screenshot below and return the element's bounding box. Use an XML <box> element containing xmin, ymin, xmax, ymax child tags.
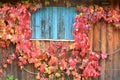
<box><xmin>15</xmin><ymin>78</ymin><xmax>18</xmax><ymax>80</ymax></box>
<box><xmin>9</xmin><ymin>75</ymin><xmax>13</xmax><ymax>79</ymax></box>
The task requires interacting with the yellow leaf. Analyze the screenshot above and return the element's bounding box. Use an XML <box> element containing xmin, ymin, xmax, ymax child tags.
<box><xmin>45</xmin><ymin>67</ymin><xmax>51</xmax><ymax>74</ymax></box>
<box><xmin>36</xmin><ymin>73</ymin><xmax>40</xmax><ymax>79</ymax></box>
<box><xmin>55</xmin><ymin>73</ymin><xmax>61</xmax><ymax>77</ymax></box>
<box><xmin>112</xmin><ymin>15</ymin><xmax>115</xmax><ymax>18</ymax></box>
<box><xmin>34</xmin><ymin>62</ymin><xmax>41</xmax><ymax>68</ymax></box>
<box><xmin>23</xmin><ymin>55</ymin><xmax>27</xmax><ymax>59</ymax></box>
<box><xmin>72</xmin><ymin>71</ymin><xmax>77</xmax><ymax>76</ymax></box>
<box><xmin>6</xmin><ymin>40</ymin><xmax>10</xmax><ymax>46</ymax></box>
<box><xmin>45</xmin><ymin>1</ymin><xmax>50</xmax><ymax>6</ymax></box>
<box><xmin>79</xmin><ymin>13</ymin><xmax>83</xmax><ymax>16</ymax></box>
<box><xmin>49</xmin><ymin>74</ymin><xmax>54</xmax><ymax>79</ymax></box>
<box><xmin>10</xmin><ymin>29</ymin><xmax>14</xmax><ymax>34</ymax></box>
<box><xmin>70</xmin><ymin>43</ymin><xmax>75</xmax><ymax>49</ymax></box>
<box><xmin>7</xmin><ymin>34</ymin><xmax>12</xmax><ymax>39</ymax></box>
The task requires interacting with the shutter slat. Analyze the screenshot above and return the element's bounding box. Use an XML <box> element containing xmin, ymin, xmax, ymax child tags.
<box><xmin>35</xmin><ymin>11</ymin><xmax>41</xmax><ymax>39</ymax></box>
<box><xmin>41</xmin><ymin>8</ymin><xmax>46</xmax><ymax>38</ymax></box>
<box><xmin>64</xmin><ymin>7</ymin><xmax>69</xmax><ymax>39</ymax></box>
<box><xmin>52</xmin><ymin>7</ymin><xmax>57</xmax><ymax>39</ymax></box>
<box><xmin>31</xmin><ymin>7</ymin><xmax>76</xmax><ymax>40</ymax></box>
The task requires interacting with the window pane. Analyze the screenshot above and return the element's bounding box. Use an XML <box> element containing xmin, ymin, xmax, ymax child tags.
<box><xmin>31</xmin><ymin>7</ymin><xmax>76</xmax><ymax>40</ymax></box>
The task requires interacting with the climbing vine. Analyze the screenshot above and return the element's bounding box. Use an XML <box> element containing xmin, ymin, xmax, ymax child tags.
<box><xmin>0</xmin><ymin>2</ymin><xmax>120</xmax><ymax>80</ymax></box>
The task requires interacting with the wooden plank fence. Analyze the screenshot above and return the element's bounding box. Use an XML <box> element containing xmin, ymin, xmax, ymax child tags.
<box><xmin>1</xmin><ymin>0</ymin><xmax>120</xmax><ymax>80</ymax></box>
<box><xmin>0</xmin><ymin>22</ymin><xmax>120</xmax><ymax>80</ymax></box>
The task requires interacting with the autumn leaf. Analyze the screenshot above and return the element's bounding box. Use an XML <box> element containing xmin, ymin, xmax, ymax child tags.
<box><xmin>36</xmin><ymin>73</ymin><xmax>40</xmax><ymax>79</ymax></box>
<box><xmin>0</xmin><ymin>69</ymin><xmax>3</xmax><ymax>77</ymax></box>
<box><xmin>39</xmin><ymin>63</ymin><xmax>45</xmax><ymax>74</ymax></box>
<box><xmin>55</xmin><ymin>73</ymin><xmax>61</xmax><ymax>77</ymax></box>
<box><xmin>60</xmin><ymin>60</ymin><xmax>67</xmax><ymax>69</ymax></box>
<box><xmin>7</xmin><ymin>58</ymin><xmax>12</xmax><ymax>64</ymax></box>
<box><xmin>45</xmin><ymin>1</ymin><xmax>50</xmax><ymax>6</ymax></box>
<box><xmin>34</xmin><ymin>62</ymin><xmax>41</xmax><ymax>68</ymax></box>
<box><xmin>3</xmin><ymin>64</ymin><xmax>7</xmax><ymax>68</ymax></box>
<box><xmin>68</xmin><ymin>58</ymin><xmax>76</xmax><ymax>69</ymax></box>
<box><xmin>101</xmin><ymin>53</ymin><xmax>107</xmax><ymax>59</ymax></box>
<box><xmin>40</xmin><ymin>78</ymin><xmax>48</xmax><ymax>80</ymax></box>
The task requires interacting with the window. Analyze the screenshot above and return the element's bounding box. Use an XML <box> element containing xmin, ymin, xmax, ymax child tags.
<box><xmin>31</xmin><ymin>7</ymin><xmax>76</xmax><ymax>40</ymax></box>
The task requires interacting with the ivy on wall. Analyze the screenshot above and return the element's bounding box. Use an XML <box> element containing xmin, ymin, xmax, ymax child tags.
<box><xmin>0</xmin><ymin>1</ymin><xmax>119</xmax><ymax>80</ymax></box>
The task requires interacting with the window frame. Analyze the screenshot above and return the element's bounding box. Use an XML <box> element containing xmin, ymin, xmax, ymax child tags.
<box><xmin>30</xmin><ymin>6</ymin><xmax>76</xmax><ymax>41</ymax></box>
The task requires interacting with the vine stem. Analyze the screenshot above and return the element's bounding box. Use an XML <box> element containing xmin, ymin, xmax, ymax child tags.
<box><xmin>22</xmin><ymin>66</ymin><xmax>38</xmax><ymax>75</ymax></box>
<box><xmin>107</xmin><ymin>47</ymin><xmax>120</xmax><ymax>56</ymax></box>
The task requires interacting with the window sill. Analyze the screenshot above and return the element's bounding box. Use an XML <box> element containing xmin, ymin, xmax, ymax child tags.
<box><xmin>30</xmin><ymin>39</ymin><xmax>74</xmax><ymax>42</ymax></box>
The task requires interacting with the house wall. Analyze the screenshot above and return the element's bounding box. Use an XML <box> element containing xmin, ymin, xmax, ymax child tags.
<box><xmin>1</xmin><ymin>0</ymin><xmax>120</xmax><ymax>80</ymax></box>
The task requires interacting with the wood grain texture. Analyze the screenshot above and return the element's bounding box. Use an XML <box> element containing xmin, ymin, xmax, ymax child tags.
<box><xmin>100</xmin><ymin>21</ymin><xmax>107</xmax><ymax>80</ymax></box>
<box><xmin>0</xmin><ymin>23</ymin><xmax>120</xmax><ymax>80</ymax></box>
<box><xmin>106</xmin><ymin>24</ymin><xmax>114</xmax><ymax>80</ymax></box>
<box><xmin>1</xmin><ymin>1</ymin><xmax>120</xmax><ymax>79</ymax></box>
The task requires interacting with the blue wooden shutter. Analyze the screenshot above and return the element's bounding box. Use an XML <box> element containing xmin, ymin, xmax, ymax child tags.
<box><xmin>31</xmin><ymin>7</ymin><xmax>77</xmax><ymax>40</ymax></box>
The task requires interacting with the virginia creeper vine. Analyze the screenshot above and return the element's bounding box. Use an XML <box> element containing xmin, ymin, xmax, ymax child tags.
<box><xmin>0</xmin><ymin>3</ymin><xmax>120</xmax><ymax>80</ymax></box>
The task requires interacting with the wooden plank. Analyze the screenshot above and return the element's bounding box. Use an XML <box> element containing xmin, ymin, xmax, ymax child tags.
<box><xmin>106</xmin><ymin>24</ymin><xmax>114</xmax><ymax>80</ymax></box>
<box><xmin>58</xmin><ymin>7</ymin><xmax>65</xmax><ymax>39</ymax></box>
<box><xmin>99</xmin><ymin>21</ymin><xmax>107</xmax><ymax>80</ymax></box>
<box><xmin>44</xmin><ymin>7</ymin><xmax>49</xmax><ymax>39</ymax></box>
<box><xmin>41</xmin><ymin>8</ymin><xmax>46</xmax><ymax>39</ymax></box>
<box><xmin>110</xmin><ymin>0</ymin><xmax>114</xmax><ymax>8</ymax></box>
<box><xmin>31</xmin><ymin>13</ymin><xmax>34</xmax><ymax>39</ymax></box>
<box><xmin>35</xmin><ymin>10</ymin><xmax>42</xmax><ymax>39</ymax></box>
<box><xmin>21</xmin><ymin>65</ymin><xmax>35</xmax><ymax>80</ymax></box>
<box><xmin>21</xmin><ymin>65</ymin><xmax>27</xmax><ymax>80</ymax></box>
<box><xmin>93</xmin><ymin>22</ymin><xmax>101</xmax><ymax>52</ymax></box>
<box><xmin>116</xmin><ymin>1</ymin><xmax>119</xmax><ymax>11</ymax></box>
<box><xmin>118</xmin><ymin>27</ymin><xmax>120</xmax><ymax>80</ymax></box>
<box><xmin>119</xmin><ymin>0</ymin><xmax>120</xmax><ymax>9</ymax></box>
<box><xmin>45</xmin><ymin>7</ymin><xmax>52</xmax><ymax>39</ymax></box>
<box><xmin>113</xmin><ymin>27</ymin><xmax>119</xmax><ymax>80</ymax></box>
<box><xmin>47</xmin><ymin>7</ymin><xmax>53</xmax><ymax>39</ymax></box>
<box><xmin>17</xmin><ymin>65</ymin><xmax>22</xmax><ymax>80</ymax></box>
<box><xmin>57</xmin><ymin>7</ymin><xmax>61</xmax><ymax>39</ymax></box>
<box><xmin>52</xmin><ymin>7</ymin><xmax>58</xmax><ymax>39</ymax></box>
<box><xmin>69</xmin><ymin>7</ymin><xmax>73</xmax><ymax>40</ymax></box>
<box><xmin>6</xmin><ymin>46</ymin><xmax>14</xmax><ymax>79</ymax></box>
<box><xmin>93</xmin><ymin>22</ymin><xmax>101</xmax><ymax>80</ymax></box>
<box><xmin>12</xmin><ymin>61</ymin><xmax>17</xmax><ymax>79</ymax></box>
<box><xmin>26</xmin><ymin>64</ymin><xmax>35</xmax><ymax>80</ymax></box>
<box><xmin>66</xmin><ymin>7</ymin><xmax>76</xmax><ymax>40</ymax></box>
<box><xmin>70</xmin><ymin>7</ymin><xmax>76</xmax><ymax>40</ymax></box>
<box><xmin>88</xmin><ymin>24</ymin><xmax>94</xmax><ymax>51</ymax></box>
<box><xmin>64</xmin><ymin>7</ymin><xmax>69</xmax><ymax>39</ymax></box>
<box><xmin>10</xmin><ymin>45</ymin><xmax>18</xmax><ymax>79</ymax></box>
<box><xmin>32</xmin><ymin>13</ymin><xmax>36</xmax><ymax>39</ymax></box>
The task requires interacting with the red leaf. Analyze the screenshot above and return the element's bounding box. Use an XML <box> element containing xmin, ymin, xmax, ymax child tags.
<box><xmin>3</xmin><ymin>64</ymin><xmax>7</xmax><ymax>68</ymax></box>
<box><xmin>0</xmin><ymin>69</ymin><xmax>3</xmax><ymax>77</ymax></box>
<box><xmin>7</xmin><ymin>58</ymin><xmax>12</xmax><ymax>64</ymax></box>
<box><xmin>48</xmin><ymin>56</ymin><xmax>58</xmax><ymax>66</ymax></box>
<box><xmin>40</xmin><ymin>78</ymin><xmax>48</xmax><ymax>80</ymax></box>
<box><xmin>66</xmin><ymin>70</ymin><xmax>70</xmax><ymax>76</ymax></box>
<box><xmin>61</xmin><ymin>60</ymin><xmax>67</xmax><ymax>69</ymax></box>
<box><xmin>17</xmin><ymin>62</ymin><xmax>23</xmax><ymax>66</ymax></box>
<box><xmin>101</xmin><ymin>53</ymin><xmax>107</xmax><ymax>59</ymax></box>
<box><xmin>68</xmin><ymin>58</ymin><xmax>76</xmax><ymax>68</ymax></box>
<box><xmin>72</xmin><ymin>51</ymin><xmax>79</xmax><ymax>57</ymax></box>
<box><xmin>40</xmin><ymin>64</ymin><xmax>45</xmax><ymax>74</ymax></box>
